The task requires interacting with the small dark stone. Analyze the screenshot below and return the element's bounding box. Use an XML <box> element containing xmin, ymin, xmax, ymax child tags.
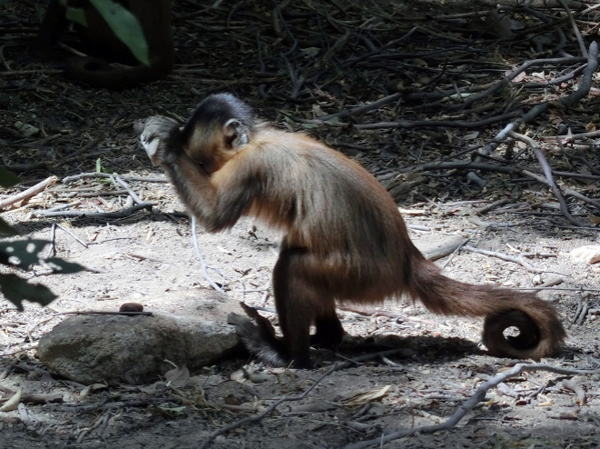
<box><xmin>119</xmin><ymin>302</ymin><xmax>144</xmax><ymax>313</ymax></box>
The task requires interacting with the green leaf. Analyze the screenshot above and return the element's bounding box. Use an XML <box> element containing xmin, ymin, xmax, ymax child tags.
<box><xmin>65</xmin><ymin>6</ymin><xmax>88</xmax><ymax>26</ymax></box>
<box><xmin>0</xmin><ymin>239</ymin><xmax>49</xmax><ymax>270</ymax></box>
<box><xmin>301</xmin><ymin>47</ymin><xmax>320</xmax><ymax>57</ymax></box>
<box><xmin>45</xmin><ymin>258</ymin><xmax>86</xmax><ymax>274</ymax></box>
<box><xmin>89</xmin><ymin>0</ymin><xmax>150</xmax><ymax>66</ymax></box>
<box><xmin>0</xmin><ymin>273</ymin><xmax>57</xmax><ymax>310</ymax></box>
<box><xmin>0</xmin><ymin>218</ymin><xmax>17</xmax><ymax>236</ymax></box>
<box><xmin>324</xmin><ymin>116</ymin><xmax>341</xmax><ymax>125</ymax></box>
<box><xmin>0</xmin><ymin>166</ymin><xmax>18</xmax><ymax>187</ymax></box>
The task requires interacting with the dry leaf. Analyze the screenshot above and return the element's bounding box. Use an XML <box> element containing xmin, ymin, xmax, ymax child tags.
<box><xmin>165</xmin><ymin>365</ymin><xmax>190</xmax><ymax>388</ymax></box>
<box><xmin>0</xmin><ymin>387</ymin><xmax>22</xmax><ymax>412</ymax></box>
<box><xmin>230</xmin><ymin>369</ymin><xmax>247</xmax><ymax>382</ymax></box>
<box><xmin>139</xmin><ymin>381</ymin><xmax>167</xmax><ymax>394</ymax></box>
<box><xmin>588</xmin><ymin>215</ymin><xmax>600</xmax><ymax>225</ymax></box>
<box><xmin>562</xmin><ymin>379</ymin><xmax>586</xmax><ymax>405</ymax></box>
<box><xmin>249</xmin><ymin>372</ymin><xmax>271</xmax><ymax>383</ymax></box>
<box><xmin>343</xmin><ymin>385</ymin><xmax>391</xmax><ymax>407</ymax></box>
<box><xmin>570</xmin><ymin>246</ymin><xmax>600</xmax><ymax>264</ymax></box>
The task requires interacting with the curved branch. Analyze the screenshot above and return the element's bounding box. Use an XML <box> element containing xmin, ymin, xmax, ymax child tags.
<box><xmin>344</xmin><ymin>363</ymin><xmax>600</xmax><ymax>449</ymax></box>
<box><xmin>509</xmin><ymin>131</ymin><xmax>588</xmax><ymax>227</ymax></box>
<box><xmin>559</xmin><ymin>41</ymin><xmax>599</xmax><ymax>107</ymax></box>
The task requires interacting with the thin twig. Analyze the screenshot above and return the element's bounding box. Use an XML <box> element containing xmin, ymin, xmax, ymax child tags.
<box><xmin>557</xmin><ymin>0</ymin><xmax>587</xmax><ymax>57</ymax></box>
<box><xmin>191</xmin><ymin>216</ymin><xmax>225</xmax><ymax>292</ymax></box>
<box><xmin>462</xmin><ymin>244</ymin><xmax>540</xmax><ymax>273</ymax></box>
<box><xmin>509</xmin><ymin>131</ymin><xmax>587</xmax><ymax>227</ymax></box>
<box><xmin>59</xmin><ymin>311</ymin><xmax>153</xmax><ymax>316</ymax></box>
<box><xmin>62</xmin><ymin>172</ymin><xmax>168</xmax><ymax>184</ymax></box>
<box><xmin>48</xmin><ymin>223</ymin><xmax>88</xmax><ymax>259</ymax></box>
<box><xmin>473</xmin><ymin>199</ymin><xmax>511</xmax><ymax>215</ymax></box>
<box><xmin>559</xmin><ymin>41</ymin><xmax>599</xmax><ymax>107</ymax></box>
<box><xmin>110</xmin><ymin>173</ymin><xmax>145</xmax><ymax>205</ymax></box>
<box><xmin>199</xmin><ymin>348</ymin><xmax>409</xmax><ymax>449</ymax></box>
<box><xmin>344</xmin><ymin>363</ymin><xmax>600</xmax><ymax>449</ymax></box>
<box><xmin>32</xmin><ymin>202</ymin><xmax>154</xmax><ymax>218</ymax></box>
<box><xmin>548</xmin><ymin>128</ymin><xmax>600</xmax><ymax>141</ymax></box>
<box><xmin>523</xmin><ymin>170</ymin><xmax>600</xmax><ymax>212</ymax></box>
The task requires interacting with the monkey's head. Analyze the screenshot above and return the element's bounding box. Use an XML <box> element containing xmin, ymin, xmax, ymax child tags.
<box><xmin>181</xmin><ymin>93</ymin><xmax>256</xmax><ymax>174</ymax></box>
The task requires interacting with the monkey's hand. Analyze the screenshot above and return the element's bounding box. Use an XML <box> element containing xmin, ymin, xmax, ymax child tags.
<box><xmin>134</xmin><ymin>116</ymin><xmax>181</xmax><ymax>166</ymax></box>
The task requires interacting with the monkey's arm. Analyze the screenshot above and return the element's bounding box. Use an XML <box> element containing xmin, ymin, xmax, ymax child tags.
<box><xmin>164</xmin><ymin>152</ymin><xmax>257</xmax><ymax>231</ymax></box>
<box><xmin>138</xmin><ymin>116</ymin><xmax>256</xmax><ymax>232</ymax></box>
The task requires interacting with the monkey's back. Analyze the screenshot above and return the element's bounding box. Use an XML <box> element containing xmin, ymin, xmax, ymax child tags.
<box><xmin>238</xmin><ymin>128</ymin><xmax>420</xmax><ymax>289</ymax></box>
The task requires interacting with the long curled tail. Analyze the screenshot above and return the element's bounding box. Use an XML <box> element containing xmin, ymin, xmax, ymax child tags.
<box><xmin>408</xmin><ymin>258</ymin><xmax>566</xmax><ymax>360</ymax></box>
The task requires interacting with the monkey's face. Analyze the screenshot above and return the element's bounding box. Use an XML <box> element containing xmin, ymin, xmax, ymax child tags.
<box><xmin>181</xmin><ymin>118</ymin><xmax>250</xmax><ymax>175</ymax></box>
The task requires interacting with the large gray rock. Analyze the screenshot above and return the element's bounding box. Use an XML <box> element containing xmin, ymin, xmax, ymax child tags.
<box><xmin>38</xmin><ymin>289</ymin><xmax>241</xmax><ymax>384</ymax></box>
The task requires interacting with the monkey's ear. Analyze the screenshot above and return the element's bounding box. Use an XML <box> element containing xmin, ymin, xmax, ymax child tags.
<box><xmin>223</xmin><ymin>118</ymin><xmax>250</xmax><ymax>150</ymax></box>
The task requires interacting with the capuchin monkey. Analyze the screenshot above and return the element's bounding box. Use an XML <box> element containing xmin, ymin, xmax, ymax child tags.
<box><xmin>37</xmin><ymin>0</ymin><xmax>174</xmax><ymax>88</ymax></box>
<box><xmin>136</xmin><ymin>93</ymin><xmax>565</xmax><ymax>368</ymax></box>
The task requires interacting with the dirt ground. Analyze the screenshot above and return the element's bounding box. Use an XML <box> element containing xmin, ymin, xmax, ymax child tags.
<box><xmin>1</xmin><ymin>0</ymin><xmax>600</xmax><ymax>448</ymax></box>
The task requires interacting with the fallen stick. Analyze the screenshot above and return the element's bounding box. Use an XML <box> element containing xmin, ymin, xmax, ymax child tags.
<box><xmin>32</xmin><ymin>202</ymin><xmax>154</xmax><ymax>218</ymax></box>
<box><xmin>198</xmin><ymin>349</ymin><xmax>409</xmax><ymax>449</ymax></box>
<box><xmin>0</xmin><ymin>176</ymin><xmax>57</xmax><ymax>210</ymax></box>
<box><xmin>463</xmin><ymin>244</ymin><xmax>539</xmax><ymax>273</ymax></box>
<box><xmin>344</xmin><ymin>363</ymin><xmax>600</xmax><ymax>449</ymax></box>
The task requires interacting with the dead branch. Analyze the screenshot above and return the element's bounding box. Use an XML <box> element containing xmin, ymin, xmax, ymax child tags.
<box><xmin>64</xmin><ymin>136</ymin><xmax>102</xmax><ymax>161</ymax></box>
<box><xmin>32</xmin><ymin>202</ymin><xmax>154</xmax><ymax>219</ymax></box>
<box><xmin>0</xmin><ymin>176</ymin><xmax>57</xmax><ymax>210</ymax></box>
<box><xmin>352</xmin><ymin>110</ymin><xmax>522</xmax><ymax>130</ymax></box>
<box><xmin>316</xmin><ymin>93</ymin><xmax>401</xmax><ymax>122</ymax></box>
<box><xmin>302</xmin><ymin>52</ymin><xmax>587</xmax><ymax>126</ymax></box>
<box><xmin>344</xmin><ymin>363</ymin><xmax>600</xmax><ymax>449</ymax></box>
<box><xmin>559</xmin><ymin>41</ymin><xmax>598</xmax><ymax>107</ymax></box>
<box><xmin>110</xmin><ymin>174</ymin><xmax>145</xmax><ymax>205</ymax></box>
<box><xmin>419</xmin><ymin>161</ymin><xmax>519</xmax><ymax>174</ymax></box>
<box><xmin>468</xmin><ymin>42</ymin><xmax>595</xmax><ymax>170</ymax></box>
<box><xmin>573</xmin><ymin>297</ymin><xmax>589</xmax><ymax>325</ymax></box>
<box><xmin>473</xmin><ymin>199</ymin><xmax>511</xmax><ymax>215</ymax></box>
<box><xmin>59</xmin><ymin>311</ymin><xmax>153</xmax><ymax>316</ymax></box>
<box><xmin>62</xmin><ymin>173</ymin><xmax>168</xmax><ymax>184</ymax></box>
<box><xmin>49</xmin><ymin>223</ymin><xmax>88</xmax><ymax>258</ymax></box>
<box><xmin>522</xmin><ymin>170</ymin><xmax>600</xmax><ymax>211</ymax></box>
<box><xmin>543</xmin><ymin>129</ymin><xmax>600</xmax><ymax>142</ymax></box>
<box><xmin>462</xmin><ymin>244</ymin><xmax>540</xmax><ymax>272</ymax></box>
<box><xmin>552</xmin><ymin>170</ymin><xmax>600</xmax><ymax>181</ymax></box>
<box><xmin>0</xmin><ymin>388</ymin><xmax>63</xmax><ymax>405</ymax></box>
<box><xmin>198</xmin><ymin>348</ymin><xmax>410</xmax><ymax>449</ymax></box>
<box><xmin>444</xmin><ymin>56</ymin><xmax>586</xmax><ymax>111</ymax></box>
<box><xmin>509</xmin><ymin>130</ymin><xmax>587</xmax><ymax>227</ymax></box>
<box><xmin>558</xmin><ymin>0</ymin><xmax>587</xmax><ymax>57</ymax></box>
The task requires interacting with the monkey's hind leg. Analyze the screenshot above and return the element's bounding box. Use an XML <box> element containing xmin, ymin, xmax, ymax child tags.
<box><xmin>273</xmin><ymin>247</ymin><xmax>342</xmax><ymax>369</ymax></box>
<box><xmin>312</xmin><ymin>305</ymin><xmax>345</xmax><ymax>348</ymax></box>
<box><xmin>230</xmin><ymin>248</ymin><xmax>343</xmax><ymax>368</ymax></box>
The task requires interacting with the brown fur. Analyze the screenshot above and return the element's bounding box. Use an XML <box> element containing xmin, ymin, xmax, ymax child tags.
<box><xmin>37</xmin><ymin>0</ymin><xmax>173</xmax><ymax>88</ymax></box>
<box><xmin>138</xmin><ymin>93</ymin><xmax>566</xmax><ymax>368</ymax></box>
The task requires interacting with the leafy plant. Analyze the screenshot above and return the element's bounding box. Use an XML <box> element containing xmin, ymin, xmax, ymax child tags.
<box><xmin>64</xmin><ymin>0</ymin><xmax>150</xmax><ymax>66</ymax></box>
<box><xmin>0</xmin><ymin>168</ymin><xmax>85</xmax><ymax>310</ymax></box>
